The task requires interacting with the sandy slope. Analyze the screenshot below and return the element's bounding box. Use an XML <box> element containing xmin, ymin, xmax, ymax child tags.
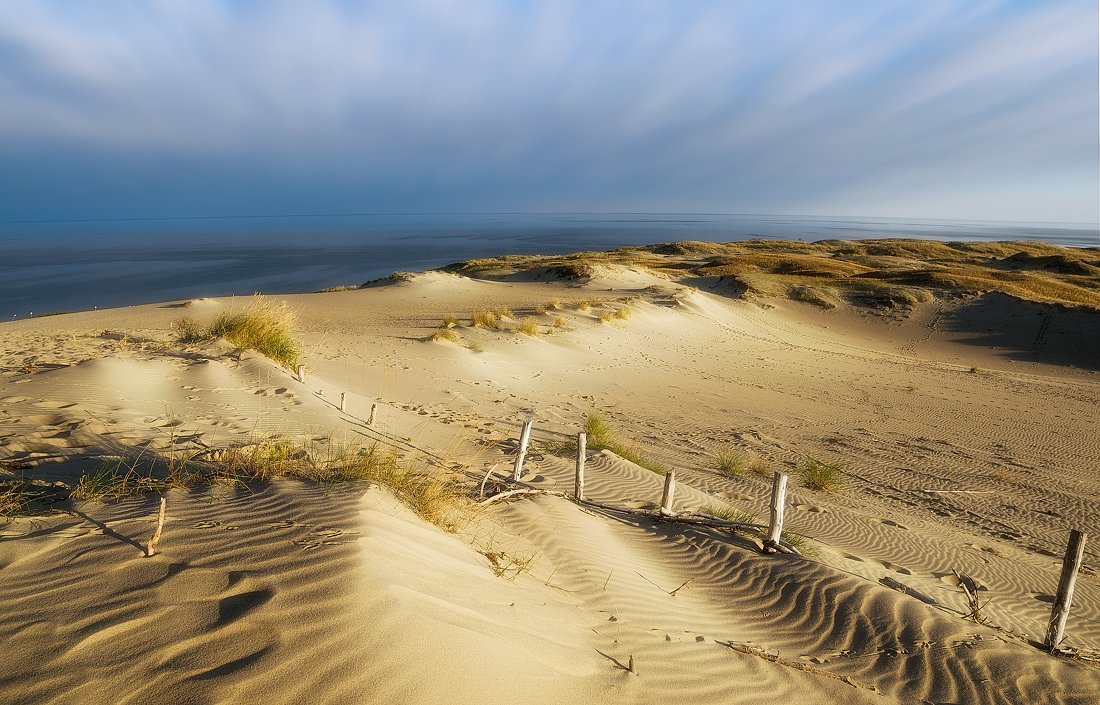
<box><xmin>1</xmin><ymin>257</ymin><xmax>1099</xmax><ymax>704</ymax></box>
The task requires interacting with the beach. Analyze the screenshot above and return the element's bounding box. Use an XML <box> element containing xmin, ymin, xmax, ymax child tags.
<box><xmin>1</xmin><ymin>238</ymin><xmax>1099</xmax><ymax>704</ymax></box>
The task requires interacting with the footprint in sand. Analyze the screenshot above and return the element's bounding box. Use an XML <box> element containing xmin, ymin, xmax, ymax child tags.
<box><xmin>872</xmin><ymin>518</ymin><xmax>909</xmax><ymax>530</ymax></box>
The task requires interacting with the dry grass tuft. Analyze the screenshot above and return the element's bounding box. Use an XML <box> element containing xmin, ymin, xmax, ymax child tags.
<box><xmin>551</xmin><ymin>315</ymin><xmax>566</xmax><ymax>329</ymax></box>
<box><xmin>547</xmin><ymin>298</ymin><xmax>562</xmax><ymax>310</ymax></box>
<box><xmin>493</xmin><ymin>307</ymin><xmax>514</xmax><ymax>320</ymax></box>
<box><xmin>175</xmin><ymin>296</ymin><xmax>299</xmax><ymax>368</ymax></box>
<box><xmin>576</xmin><ymin>300</ymin><xmax>592</xmax><ymax>312</ymax></box>
<box><xmin>517</xmin><ymin>317</ymin><xmax>541</xmax><ymax>336</ymax></box>
<box><xmin>441</xmin><ymin>313</ymin><xmax>458</xmax><ymax>328</ymax></box>
<box><xmin>598</xmin><ymin>311</ymin><xmax>615</xmax><ymax>324</ymax></box>
<box><xmin>533</xmin><ymin>304</ymin><xmax>548</xmax><ymax>315</ymax></box>
<box><xmin>471</xmin><ymin>310</ymin><xmax>500</xmax><ymax>328</ymax></box>
<box><xmin>71</xmin><ymin>438</ymin><xmax>468</xmax><ymax>529</ymax></box>
<box><xmin>431</xmin><ymin>328</ymin><xmax>461</xmax><ymax>343</ymax></box>
<box><xmin>613</xmin><ymin>306</ymin><xmax>632</xmax><ymax>320</ymax></box>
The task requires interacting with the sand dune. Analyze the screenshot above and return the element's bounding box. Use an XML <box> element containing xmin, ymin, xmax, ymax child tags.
<box><xmin>2</xmin><ymin>240</ymin><xmax>1099</xmax><ymax>703</ymax></box>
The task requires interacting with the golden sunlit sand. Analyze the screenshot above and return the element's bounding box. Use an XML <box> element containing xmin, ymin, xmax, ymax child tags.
<box><xmin>1</xmin><ymin>239</ymin><xmax>1098</xmax><ymax>704</ymax></box>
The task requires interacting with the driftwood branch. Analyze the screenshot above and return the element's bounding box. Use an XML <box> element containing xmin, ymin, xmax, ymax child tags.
<box><xmin>146</xmin><ymin>497</ymin><xmax>166</xmax><ymax>557</ymax></box>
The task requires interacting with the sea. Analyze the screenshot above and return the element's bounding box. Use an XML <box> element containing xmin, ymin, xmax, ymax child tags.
<box><xmin>1</xmin><ymin>213</ymin><xmax>1097</xmax><ymax>321</ymax></box>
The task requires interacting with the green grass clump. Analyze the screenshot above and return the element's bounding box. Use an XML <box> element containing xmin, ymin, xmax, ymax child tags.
<box><xmin>703</xmin><ymin>504</ymin><xmax>758</xmax><ymax>525</ymax></box>
<box><xmin>800</xmin><ymin>456</ymin><xmax>843</xmax><ymax>492</ymax></box>
<box><xmin>471</xmin><ymin>310</ymin><xmax>500</xmax><ymax>328</ymax></box>
<box><xmin>517</xmin><ymin>317</ymin><xmax>541</xmax><ymax>336</ymax></box>
<box><xmin>175</xmin><ymin>296</ymin><xmax>299</xmax><ymax>368</ymax></box>
<box><xmin>71</xmin><ymin>458</ymin><xmax>171</xmax><ymax>501</ymax></box>
<box><xmin>431</xmin><ymin>329</ymin><xmax>461</xmax><ymax>343</ymax></box>
<box><xmin>583</xmin><ymin>413</ymin><xmax>666</xmax><ymax>475</ymax></box>
<box><xmin>714</xmin><ymin>448</ymin><xmax>746</xmax><ymax>477</ymax></box>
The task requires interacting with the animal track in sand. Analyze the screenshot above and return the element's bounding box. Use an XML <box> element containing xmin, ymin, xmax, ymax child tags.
<box><xmin>0</xmin><ymin>396</ymin><xmax>29</xmax><ymax>403</ymax></box>
<box><xmin>792</xmin><ymin>503</ymin><xmax>828</xmax><ymax>513</ymax></box>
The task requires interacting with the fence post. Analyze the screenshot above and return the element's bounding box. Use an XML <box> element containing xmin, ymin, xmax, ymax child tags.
<box><xmin>1045</xmin><ymin>529</ymin><xmax>1087</xmax><ymax>651</ymax></box>
<box><xmin>574</xmin><ymin>432</ymin><xmax>586</xmax><ymax>500</ymax></box>
<box><xmin>660</xmin><ymin>470</ymin><xmax>676</xmax><ymax>515</ymax></box>
<box><xmin>296</xmin><ymin>364</ymin><xmax>305</xmax><ymax>383</ymax></box>
<box><xmin>765</xmin><ymin>472</ymin><xmax>789</xmax><ymax>553</ymax></box>
<box><xmin>513</xmin><ymin>418</ymin><xmax>533</xmax><ymax>481</ymax></box>
<box><xmin>339</xmin><ymin>392</ymin><xmax>347</xmax><ymax>412</ymax></box>
<box><xmin>368</xmin><ymin>403</ymin><xmax>377</xmax><ymax>426</ymax></box>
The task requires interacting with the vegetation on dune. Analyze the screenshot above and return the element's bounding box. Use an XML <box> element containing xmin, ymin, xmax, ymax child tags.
<box><xmin>516</xmin><ymin>317</ymin><xmax>541</xmax><ymax>336</ymax></box>
<box><xmin>431</xmin><ymin>328</ymin><xmax>461</xmax><ymax>343</ymax></box>
<box><xmin>471</xmin><ymin>310</ymin><xmax>500</xmax><ymax>328</ymax></box>
<box><xmin>437</xmin><ymin>239</ymin><xmax>1100</xmax><ymax>311</ymax></box>
<box><xmin>800</xmin><ymin>456</ymin><xmax>843</xmax><ymax>492</ymax></box>
<box><xmin>583</xmin><ymin>413</ymin><xmax>667</xmax><ymax>475</ymax></box>
<box><xmin>69</xmin><ymin>437</ymin><xmax>468</xmax><ymax>529</ymax></box>
<box><xmin>174</xmin><ymin>296</ymin><xmax>299</xmax><ymax>368</ymax></box>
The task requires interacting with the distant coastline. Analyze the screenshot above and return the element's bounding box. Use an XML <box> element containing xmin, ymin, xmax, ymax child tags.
<box><xmin>2</xmin><ymin>213</ymin><xmax>1097</xmax><ymax>320</ymax></box>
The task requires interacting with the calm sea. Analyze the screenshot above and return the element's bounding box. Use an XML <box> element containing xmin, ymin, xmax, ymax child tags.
<box><xmin>1</xmin><ymin>213</ymin><xmax>1097</xmax><ymax>321</ymax></box>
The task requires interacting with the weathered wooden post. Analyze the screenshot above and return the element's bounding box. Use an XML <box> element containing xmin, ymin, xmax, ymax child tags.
<box><xmin>296</xmin><ymin>364</ymin><xmax>305</xmax><ymax>384</ymax></box>
<box><xmin>513</xmin><ymin>418</ymin><xmax>533</xmax><ymax>481</ymax></box>
<box><xmin>765</xmin><ymin>472</ymin><xmax>789</xmax><ymax>553</ymax></box>
<box><xmin>574</xmin><ymin>432</ymin><xmax>586</xmax><ymax>500</ymax></box>
<box><xmin>659</xmin><ymin>470</ymin><xmax>676</xmax><ymax>515</ymax></box>
<box><xmin>339</xmin><ymin>392</ymin><xmax>347</xmax><ymax>412</ymax></box>
<box><xmin>368</xmin><ymin>403</ymin><xmax>377</xmax><ymax>426</ymax></box>
<box><xmin>1045</xmin><ymin>529</ymin><xmax>1087</xmax><ymax>651</ymax></box>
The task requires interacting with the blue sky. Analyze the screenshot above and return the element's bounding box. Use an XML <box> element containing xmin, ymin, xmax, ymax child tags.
<box><xmin>0</xmin><ymin>0</ymin><xmax>1096</xmax><ymax>223</ymax></box>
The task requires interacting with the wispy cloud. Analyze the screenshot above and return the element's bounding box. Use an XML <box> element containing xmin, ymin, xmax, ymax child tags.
<box><xmin>0</xmin><ymin>0</ymin><xmax>1095</xmax><ymax>222</ymax></box>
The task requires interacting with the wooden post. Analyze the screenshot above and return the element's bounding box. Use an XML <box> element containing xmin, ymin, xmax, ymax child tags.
<box><xmin>660</xmin><ymin>470</ymin><xmax>676</xmax><ymax>515</ymax></box>
<box><xmin>368</xmin><ymin>403</ymin><xmax>377</xmax><ymax>426</ymax></box>
<box><xmin>574</xmin><ymin>432</ymin><xmax>587</xmax><ymax>500</ymax></box>
<box><xmin>339</xmin><ymin>392</ymin><xmax>347</xmax><ymax>412</ymax></box>
<box><xmin>627</xmin><ymin>654</ymin><xmax>636</xmax><ymax>675</ymax></box>
<box><xmin>146</xmin><ymin>497</ymin><xmax>167</xmax><ymax>557</ymax></box>
<box><xmin>765</xmin><ymin>472</ymin><xmax>789</xmax><ymax>553</ymax></box>
<box><xmin>1045</xmin><ymin>529</ymin><xmax>1087</xmax><ymax>651</ymax></box>
<box><xmin>513</xmin><ymin>418</ymin><xmax>533</xmax><ymax>481</ymax></box>
<box><xmin>296</xmin><ymin>364</ymin><xmax>305</xmax><ymax>383</ymax></box>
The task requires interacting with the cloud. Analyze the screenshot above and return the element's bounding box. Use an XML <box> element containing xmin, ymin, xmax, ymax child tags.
<box><xmin>0</xmin><ymin>0</ymin><xmax>1095</xmax><ymax>222</ymax></box>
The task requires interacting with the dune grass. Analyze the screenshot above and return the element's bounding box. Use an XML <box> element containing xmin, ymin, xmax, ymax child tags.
<box><xmin>70</xmin><ymin>437</ymin><xmax>468</xmax><ymax>529</ymax></box>
<box><xmin>613</xmin><ymin>306</ymin><xmax>632</xmax><ymax>320</ymax></box>
<box><xmin>174</xmin><ymin>296</ymin><xmax>299</xmax><ymax>368</ymax></box>
<box><xmin>583</xmin><ymin>412</ymin><xmax>666</xmax><ymax>475</ymax></box>
<box><xmin>551</xmin><ymin>315</ymin><xmax>566</xmax><ymax>329</ymax></box>
<box><xmin>431</xmin><ymin>328</ymin><xmax>461</xmax><ymax>343</ymax></box>
<box><xmin>517</xmin><ymin>317</ymin><xmax>541</xmax><ymax>336</ymax></box>
<box><xmin>0</xmin><ymin>479</ymin><xmax>32</xmax><ymax>518</ymax></box>
<box><xmin>471</xmin><ymin>310</ymin><xmax>500</xmax><ymax>328</ymax></box>
<box><xmin>713</xmin><ymin>448</ymin><xmax>747</xmax><ymax>477</ymax></box>
<box><xmin>546</xmin><ymin>298</ymin><xmax>562</xmax><ymax>310</ymax></box>
<box><xmin>576</xmin><ymin>300</ymin><xmax>592</xmax><ymax>312</ymax></box>
<box><xmin>800</xmin><ymin>456</ymin><xmax>843</xmax><ymax>492</ymax></box>
<box><xmin>440</xmin><ymin>313</ymin><xmax>458</xmax><ymax>328</ymax></box>
<box><xmin>703</xmin><ymin>504</ymin><xmax>758</xmax><ymax>525</ymax></box>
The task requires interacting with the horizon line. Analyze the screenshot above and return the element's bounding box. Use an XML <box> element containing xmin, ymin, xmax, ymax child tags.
<box><xmin>1</xmin><ymin>210</ymin><xmax>1097</xmax><ymax>229</ymax></box>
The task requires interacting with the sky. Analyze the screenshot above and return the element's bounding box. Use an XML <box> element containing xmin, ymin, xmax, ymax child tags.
<box><xmin>0</xmin><ymin>0</ymin><xmax>1097</xmax><ymax>224</ymax></box>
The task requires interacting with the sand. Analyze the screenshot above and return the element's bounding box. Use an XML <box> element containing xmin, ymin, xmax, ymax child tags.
<box><xmin>1</xmin><ymin>242</ymin><xmax>1099</xmax><ymax>704</ymax></box>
